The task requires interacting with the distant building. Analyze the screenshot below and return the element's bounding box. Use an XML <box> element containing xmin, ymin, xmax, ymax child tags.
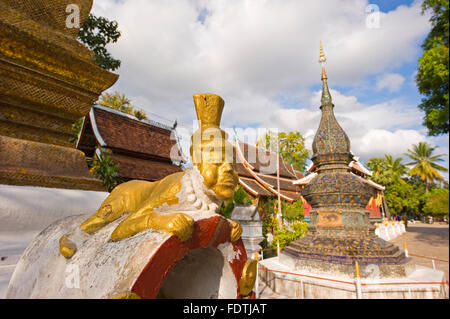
<box><xmin>233</xmin><ymin>140</ymin><xmax>312</xmax><ymax>219</ymax></box>
<box><xmin>294</xmin><ymin>156</ymin><xmax>388</xmax><ymax>223</ymax></box>
<box><xmin>76</xmin><ymin>104</ymin><xmax>184</xmax><ymax>182</ymax></box>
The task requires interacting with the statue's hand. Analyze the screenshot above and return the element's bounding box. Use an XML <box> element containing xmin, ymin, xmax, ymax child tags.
<box><xmin>159</xmin><ymin>213</ymin><xmax>195</xmax><ymax>242</ymax></box>
<box><xmin>110</xmin><ymin>211</ymin><xmax>195</xmax><ymax>242</ymax></box>
<box><xmin>230</xmin><ymin>220</ymin><xmax>242</xmax><ymax>242</ymax></box>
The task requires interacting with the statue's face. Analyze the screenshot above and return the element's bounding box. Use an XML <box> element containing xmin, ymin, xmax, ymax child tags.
<box><xmin>199</xmin><ymin>146</ymin><xmax>238</xmax><ymax>201</ymax></box>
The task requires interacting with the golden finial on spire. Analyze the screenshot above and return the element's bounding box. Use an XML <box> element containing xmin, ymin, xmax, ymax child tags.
<box><xmin>319</xmin><ymin>41</ymin><xmax>332</xmax><ymax>105</ymax></box>
<box><xmin>319</xmin><ymin>41</ymin><xmax>327</xmax><ymax>81</ymax></box>
<box><xmin>319</xmin><ymin>41</ymin><xmax>326</xmax><ymax>64</ymax></box>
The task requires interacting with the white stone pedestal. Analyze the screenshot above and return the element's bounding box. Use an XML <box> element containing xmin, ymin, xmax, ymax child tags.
<box><xmin>231</xmin><ymin>205</ymin><xmax>264</xmax><ymax>259</ymax></box>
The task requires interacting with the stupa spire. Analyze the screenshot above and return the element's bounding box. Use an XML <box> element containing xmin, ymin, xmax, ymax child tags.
<box><xmin>319</xmin><ymin>41</ymin><xmax>332</xmax><ymax>106</ymax></box>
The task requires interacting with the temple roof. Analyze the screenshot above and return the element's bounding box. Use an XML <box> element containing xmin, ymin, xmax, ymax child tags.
<box><xmin>235</xmin><ymin>140</ymin><xmax>302</xmax><ymax>201</ymax></box>
<box><xmin>298</xmin><ymin>157</ymin><xmax>383</xmax><ymax>190</ymax></box>
<box><xmin>77</xmin><ymin>105</ymin><xmax>183</xmax><ymax>163</ymax></box>
<box><xmin>307</xmin><ymin>156</ymin><xmax>373</xmax><ymax>177</ymax></box>
<box><xmin>76</xmin><ymin>105</ymin><xmax>183</xmax><ymax>182</ymax></box>
<box><xmin>108</xmin><ymin>153</ymin><xmax>182</xmax><ymax>182</ymax></box>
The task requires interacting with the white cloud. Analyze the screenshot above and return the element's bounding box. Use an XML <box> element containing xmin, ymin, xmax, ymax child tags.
<box><xmin>91</xmin><ymin>0</ymin><xmax>430</xmax><ymax>124</ymax></box>
<box><xmin>375</xmin><ymin>73</ymin><xmax>405</xmax><ymax>92</ymax></box>
<box><xmin>87</xmin><ymin>0</ymin><xmax>448</xmax><ymax>178</ymax></box>
<box><xmin>269</xmin><ymin>89</ymin><xmax>446</xmax><ymax>168</ymax></box>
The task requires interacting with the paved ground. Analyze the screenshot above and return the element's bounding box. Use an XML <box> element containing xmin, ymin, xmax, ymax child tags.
<box><xmin>389</xmin><ymin>222</ymin><xmax>449</xmax><ymax>280</ymax></box>
<box><xmin>0</xmin><ymin>222</ymin><xmax>448</xmax><ymax>299</ymax></box>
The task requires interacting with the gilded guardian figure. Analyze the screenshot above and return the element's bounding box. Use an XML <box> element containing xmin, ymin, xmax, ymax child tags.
<box><xmin>59</xmin><ymin>93</ymin><xmax>242</xmax><ymax>258</ymax></box>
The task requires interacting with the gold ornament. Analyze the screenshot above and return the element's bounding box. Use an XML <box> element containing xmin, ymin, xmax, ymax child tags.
<box><xmin>113</xmin><ymin>291</ymin><xmax>142</xmax><ymax>299</ymax></box>
<box><xmin>230</xmin><ymin>220</ymin><xmax>243</xmax><ymax>242</ymax></box>
<box><xmin>239</xmin><ymin>259</ymin><xmax>257</xmax><ymax>297</ymax></box>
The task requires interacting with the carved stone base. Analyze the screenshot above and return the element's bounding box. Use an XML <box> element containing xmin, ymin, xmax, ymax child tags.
<box><xmin>259</xmin><ymin>257</ymin><xmax>448</xmax><ymax>298</ymax></box>
<box><xmin>284</xmin><ymin>228</ymin><xmax>408</xmax><ymax>266</ymax></box>
<box><xmin>0</xmin><ymin>135</ymin><xmax>104</xmax><ymax>191</ymax></box>
<box><xmin>279</xmin><ymin>251</ymin><xmax>414</xmax><ymax>279</ymax></box>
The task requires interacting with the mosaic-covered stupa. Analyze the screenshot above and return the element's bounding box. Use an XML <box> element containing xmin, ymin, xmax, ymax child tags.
<box><xmin>282</xmin><ymin>43</ymin><xmax>409</xmax><ymax>276</ymax></box>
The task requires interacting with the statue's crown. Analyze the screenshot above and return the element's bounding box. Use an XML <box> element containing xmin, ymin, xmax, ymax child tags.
<box><xmin>193</xmin><ymin>94</ymin><xmax>224</xmax><ymax>128</ymax></box>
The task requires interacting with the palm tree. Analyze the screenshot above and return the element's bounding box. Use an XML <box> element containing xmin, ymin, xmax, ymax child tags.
<box><xmin>366</xmin><ymin>155</ymin><xmax>407</xmax><ymax>185</ymax></box>
<box><xmin>404</xmin><ymin>142</ymin><xmax>448</xmax><ymax>192</ymax></box>
<box><xmin>98</xmin><ymin>91</ymin><xmax>133</xmax><ymax>114</ymax></box>
<box><xmin>384</xmin><ymin>155</ymin><xmax>408</xmax><ymax>184</ymax></box>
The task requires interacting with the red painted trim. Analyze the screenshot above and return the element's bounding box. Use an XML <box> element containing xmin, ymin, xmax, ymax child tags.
<box><xmin>131</xmin><ymin>215</ymin><xmax>252</xmax><ymax>299</ymax></box>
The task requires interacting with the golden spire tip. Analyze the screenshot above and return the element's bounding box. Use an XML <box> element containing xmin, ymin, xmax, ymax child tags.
<box><xmin>319</xmin><ymin>41</ymin><xmax>327</xmax><ymax>80</ymax></box>
<box><xmin>319</xmin><ymin>41</ymin><xmax>326</xmax><ymax>64</ymax></box>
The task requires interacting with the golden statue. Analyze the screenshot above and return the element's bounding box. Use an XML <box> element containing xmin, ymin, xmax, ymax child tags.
<box><xmin>60</xmin><ymin>93</ymin><xmax>242</xmax><ymax>258</ymax></box>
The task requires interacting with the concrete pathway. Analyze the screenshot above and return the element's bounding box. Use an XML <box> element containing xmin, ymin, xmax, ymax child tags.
<box><xmin>389</xmin><ymin>222</ymin><xmax>449</xmax><ymax>280</ymax></box>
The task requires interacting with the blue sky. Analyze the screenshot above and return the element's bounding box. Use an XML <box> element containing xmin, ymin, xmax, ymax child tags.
<box><xmin>92</xmin><ymin>0</ymin><xmax>448</xmax><ymax>180</ymax></box>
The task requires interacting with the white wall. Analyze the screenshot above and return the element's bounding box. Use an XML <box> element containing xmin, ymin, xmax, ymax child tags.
<box><xmin>0</xmin><ymin>185</ymin><xmax>108</xmax><ymax>232</ymax></box>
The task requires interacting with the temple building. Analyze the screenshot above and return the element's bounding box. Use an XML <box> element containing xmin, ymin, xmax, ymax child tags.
<box><xmin>294</xmin><ymin>157</ymin><xmax>388</xmax><ymax>223</ymax></box>
<box><xmin>233</xmin><ymin>139</ymin><xmax>312</xmax><ymax>214</ymax></box>
<box><xmin>76</xmin><ymin>104</ymin><xmax>184</xmax><ymax>182</ymax></box>
<box><xmin>235</xmin><ymin>140</ymin><xmax>301</xmax><ymax>200</ymax></box>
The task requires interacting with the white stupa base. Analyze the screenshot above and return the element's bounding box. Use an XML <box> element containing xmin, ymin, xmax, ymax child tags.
<box><xmin>258</xmin><ymin>257</ymin><xmax>449</xmax><ymax>299</ymax></box>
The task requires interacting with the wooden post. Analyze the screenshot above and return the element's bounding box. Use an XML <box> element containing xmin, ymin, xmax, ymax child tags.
<box><xmin>277</xmin><ymin>239</ymin><xmax>280</xmax><ymax>262</ymax></box>
<box><xmin>355</xmin><ymin>261</ymin><xmax>362</xmax><ymax>299</ymax></box>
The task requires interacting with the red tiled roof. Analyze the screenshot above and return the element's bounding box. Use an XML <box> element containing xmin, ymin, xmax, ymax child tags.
<box><xmin>280</xmin><ymin>190</ymin><xmax>302</xmax><ymax>201</ymax></box>
<box><xmin>239</xmin><ymin>177</ymin><xmax>272</xmax><ymax>197</ymax></box>
<box><xmin>90</xmin><ymin>106</ymin><xmax>183</xmax><ymax>162</ymax></box>
<box><xmin>234</xmin><ymin>140</ymin><xmax>302</xmax><ymax>201</ymax></box>
<box><xmin>294</xmin><ymin>170</ymin><xmax>305</xmax><ymax>179</ymax></box>
<box><xmin>237</xmin><ymin>141</ymin><xmax>297</xmax><ymax>179</ymax></box>
<box><xmin>109</xmin><ymin>153</ymin><xmax>182</xmax><ymax>182</ymax></box>
<box><xmin>256</xmin><ymin>173</ymin><xmax>298</xmax><ymax>192</ymax></box>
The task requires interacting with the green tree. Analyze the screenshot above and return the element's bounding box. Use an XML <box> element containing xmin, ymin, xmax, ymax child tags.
<box><xmin>98</xmin><ymin>91</ymin><xmax>148</xmax><ymax>120</ymax></box>
<box><xmin>261</xmin><ymin>197</ymin><xmax>307</xmax><ymax>255</ymax></box>
<box><xmin>256</xmin><ymin>131</ymin><xmax>310</xmax><ymax>171</ymax></box>
<box><xmin>383</xmin><ymin>178</ymin><xmax>423</xmax><ymax>218</ymax></box>
<box><xmin>69</xmin><ymin>117</ymin><xmax>84</xmax><ymax>145</ymax></box>
<box><xmin>88</xmin><ymin>153</ymin><xmax>123</xmax><ymax>192</ymax></box>
<box><xmin>366</xmin><ymin>155</ymin><xmax>407</xmax><ymax>185</ymax></box>
<box><xmin>219</xmin><ymin>185</ymin><xmax>253</xmax><ymax>219</ymax></box>
<box><xmin>423</xmin><ymin>188</ymin><xmax>449</xmax><ymax>216</ymax></box>
<box><xmin>69</xmin><ymin>92</ymin><xmax>148</xmax><ymax>144</ymax></box>
<box><xmin>404</xmin><ymin>142</ymin><xmax>448</xmax><ymax>192</ymax></box>
<box><xmin>416</xmin><ymin>0</ymin><xmax>449</xmax><ymax>135</ymax></box>
<box><xmin>78</xmin><ymin>14</ymin><xmax>122</xmax><ymax>71</ymax></box>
